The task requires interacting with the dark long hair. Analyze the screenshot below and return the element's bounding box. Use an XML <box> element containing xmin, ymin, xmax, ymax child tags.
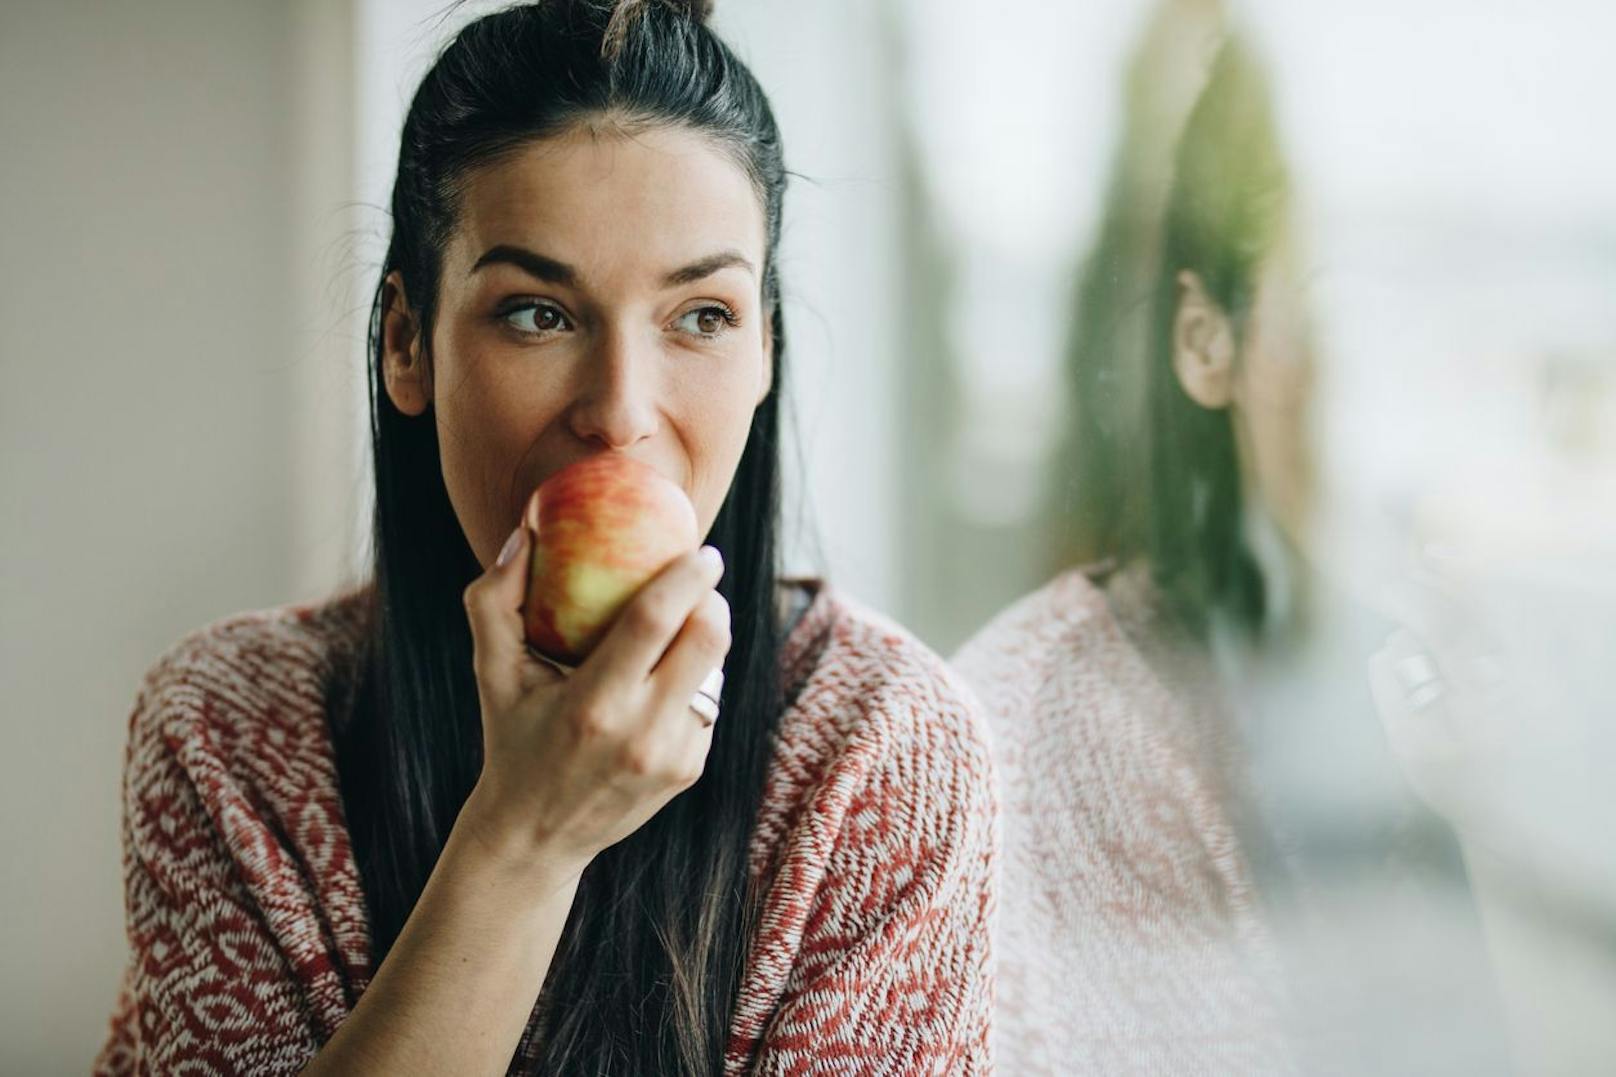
<box><xmin>1145</xmin><ymin>35</ymin><xmax>1287</xmax><ymax>636</ymax></box>
<box><xmin>1063</xmin><ymin>24</ymin><xmax>1287</xmax><ymax>638</ymax></box>
<box><xmin>334</xmin><ymin>3</ymin><xmax>788</xmax><ymax>1072</ymax></box>
<box><xmin>1059</xmin><ymin>0</ymin><xmax>1226</xmax><ymax>571</ymax></box>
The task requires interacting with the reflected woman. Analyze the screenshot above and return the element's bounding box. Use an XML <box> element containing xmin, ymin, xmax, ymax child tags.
<box><xmin>957</xmin><ymin>18</ymin><xmax>1510</xmax><ymax>1075</ymax></box>
<box><xmin>950</xmin><ymin>27</ymin><xmax>1292</xmax><ymax>1073</ymax></box>
<box><xmin>953</xmin><ymin>24</ymin><xmax>1303</xmax><ymax>1075</ymax></box>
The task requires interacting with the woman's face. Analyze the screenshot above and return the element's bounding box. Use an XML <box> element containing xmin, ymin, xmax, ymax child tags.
<box><xmin>1173</xmin><ymin>225</ymin><xmax>1318</xmax><ymax>548</ymax></box>
<box><xmin>1231</xmin><ymin>233</ymin><xmax>1318</xmax><ymax>547</ymax></box>
<box><xmin>381</xmin><ymin>123</ymin><xmax>773</xmax><ymax>568</ymax></box>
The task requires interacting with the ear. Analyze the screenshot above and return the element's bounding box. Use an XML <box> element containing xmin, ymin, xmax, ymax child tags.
<box><xmin>755</xmin><ymin>299</ymin><xmax>775</xmax><ymax>405</ymax></box>
<box><xmin>381</xmin><ymin>270</ymin><xmax>430</xmax><ymax>417</ymax></box>
<box><xmin>1172</xmin><ymin>270</ymin><xmax>1237</xmax><ymax>410</ymax></box>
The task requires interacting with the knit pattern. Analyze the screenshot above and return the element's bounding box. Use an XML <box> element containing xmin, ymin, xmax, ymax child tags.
<box><xmin>951</xmin><ymin>569</ymin><xmax>1291</xmax><ymax>1076</ymax></box>
<box><xmin>94</xmin><ymin>584</ymin><xmax>995</xmax><ymax>1076</ymax></box>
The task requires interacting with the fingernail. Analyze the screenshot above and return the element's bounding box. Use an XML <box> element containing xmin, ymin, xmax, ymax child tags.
<box><xmin>699</xmin><ymin>545</ymin><xmax>724</xmax><ymax>576</ymax></box>
<box><xmin>496</xmin><ymin>527</ymin><xmax>524</xmax><ymax>568</ymax></box>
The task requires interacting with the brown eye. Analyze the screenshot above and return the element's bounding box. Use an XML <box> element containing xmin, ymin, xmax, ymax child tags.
<box><xmin>504</xmin><ymin>301</ymin><xmax>571</xmax><ymax>335</ymax></box>
<box><xmin>675</xmin><ymin>305</ymin><xmax>737</xmax><ymax>338</ymax></box>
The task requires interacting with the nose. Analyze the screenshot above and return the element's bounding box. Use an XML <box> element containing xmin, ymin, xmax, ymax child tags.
<box><xmin>565</xmin><ymin>325</ymin><xmax>659</xmax><ymax>451</ymax></box>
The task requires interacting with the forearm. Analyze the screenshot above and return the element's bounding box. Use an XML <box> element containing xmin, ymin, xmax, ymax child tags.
<box><xmin>302</xmin><ymin>795</ymin><xmax>581</xmax><ymax>1076</ymax></box>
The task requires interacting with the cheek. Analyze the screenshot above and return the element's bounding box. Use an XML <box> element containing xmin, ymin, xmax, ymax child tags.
<box><xmin>1241</xmin><ymin>311</ymin><xmax>1311</xmax><ymax>413</ymax></box>
<box><xmin>431</xmin><ymin>341</ymin><xmax>565</xmax><ymax>560</ymax></box>
<box><xmin>673</xmin><ymin>358</ymin><xmax>763</xmax><ymax>531</ymax></box>
<box><xmin>1238</xmin><ymin>344</ymin><xmax>1316</xmax><ymax>506</ymax></box>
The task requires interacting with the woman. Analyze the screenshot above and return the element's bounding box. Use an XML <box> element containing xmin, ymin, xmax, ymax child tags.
<box><xmin>952</xmin><ymin>26</ymin><xmax>1301</xmax><ymax>1075</ymax></box>
<box><xmin>94</xmin><ymin>3</ymin><xmax>995</xmax><ymax>1073</ymax></box>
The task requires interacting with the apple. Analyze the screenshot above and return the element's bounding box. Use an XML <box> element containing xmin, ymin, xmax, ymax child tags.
<box><xmin>521</xmin><ymin>454</ymin><xmax>700</xmax><ymax>664</ymax></box>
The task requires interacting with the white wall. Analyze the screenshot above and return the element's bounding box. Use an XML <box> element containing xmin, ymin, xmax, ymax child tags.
<box><xmin>0</xmin><ymin>2</ymin><xmax>354</xmax><ymax>1069</ymax></box>
<box><xmin>713</xmin><ymin>0</ymin><xmax>904</xmax><ymax>611</ymax></box>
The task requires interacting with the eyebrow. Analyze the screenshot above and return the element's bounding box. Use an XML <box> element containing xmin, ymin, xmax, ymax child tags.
<box><xmin>663</xmin><ymin>250</ymin><xmax>755</xmax><ymax>286</ymax></box>
<box><xmin>470</xmin><ymin>244</ymin><xmax>756</xmax><ymax>288</ymax></box>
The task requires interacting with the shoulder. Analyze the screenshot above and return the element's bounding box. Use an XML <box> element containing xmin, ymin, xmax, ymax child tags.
<box><xmin>137</xmin><ymin>589</ymin><xmax>364</xmax><ymax>700</ymax></box>
<box><xmin>947</xmin><ymin>565</ymin><xmax>1219</xmax><ymax>782</ymax></box>
<box><xmin>111</xmin><ymin>594</ymin><xmax>374</xmax><ymax>1064</ymax></box>
<box><xmin>781</xmin><ymin>582</ymin><xmax>991</xmax><ymax>780</ymax></box>
<box><xmin>950</xmin><ymin>567</ymin><xmax>1117</xmax><ymax>686</ymax></box>
<box><xmin>948</xmin><ymin>563</ymin><xmax>1196</xmax><ymax>720</ymax></box>
<box><xmin>122</xmin><ymin>589</ymin><xmax>370</xmax><ymax>818</ymax></box>
<box><xmin>750</xmin><ymin>584</ymin><xmax>995</xmax><ymax>886</ymax></box>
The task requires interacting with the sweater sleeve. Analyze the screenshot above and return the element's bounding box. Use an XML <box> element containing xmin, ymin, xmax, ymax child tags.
<box><xmin>94</xmin><ymin>656</ymin><xmax>322</xmax><ymax>1076</ymax></box>
<box><xmin>748</xmin><ymin>680</ymin><xmax>998</xmax><ymax>1076</ymax></box>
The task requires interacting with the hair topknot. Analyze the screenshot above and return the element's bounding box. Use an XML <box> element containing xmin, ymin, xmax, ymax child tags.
<box><xmin>600</xmin><ymin>0</ymin><xmax>714</xmax><ymax>62</ymax></box>
<box><xmin>605</xmin><ymin>0</ymin><xmax>715</xmax><ymax>28</ymax></box>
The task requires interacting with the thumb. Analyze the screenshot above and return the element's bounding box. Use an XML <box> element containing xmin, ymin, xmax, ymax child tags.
<box><xmin>464</xmin><ymin>525</ymin><xmax>532</xmax><ymax>713</ymax></box>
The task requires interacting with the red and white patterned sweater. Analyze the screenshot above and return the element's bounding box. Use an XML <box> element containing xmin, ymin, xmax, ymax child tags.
<box><xmin>952</xmin><ymin>569</ymin><xmax>1291</xmax><ymax>1075</ymax></box>
<box><xmin>94</xmin><ymin>583</ymin><xmax>996</xmax><ymax>1075</ymax></box>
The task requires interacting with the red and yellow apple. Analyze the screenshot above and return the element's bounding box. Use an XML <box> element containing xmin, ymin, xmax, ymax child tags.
<box><xmin>521</xmin><ymin>454</ymin><xmax>700</xmax><ymax>664</ymax></box>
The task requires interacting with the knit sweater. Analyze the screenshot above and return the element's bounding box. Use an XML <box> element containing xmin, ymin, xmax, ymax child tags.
<box><xmin>94</xmin><ymin>583</ymin><xmax>996</xmax><ymax>1075</ymax></box>
<box><xmin>951</xmin><ymin>569</ymin><xmax>1291</xmax><ymax>1075</ymax></box>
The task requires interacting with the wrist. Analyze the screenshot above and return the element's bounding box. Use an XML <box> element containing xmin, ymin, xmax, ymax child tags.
<box><xmin>451</xmin><ymin>780</ymin><xmax>587</xmax><ymax>896</ymax></box>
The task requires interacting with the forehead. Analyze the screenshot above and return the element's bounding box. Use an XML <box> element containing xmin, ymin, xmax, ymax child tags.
<box><xmin>448</xmin><ymin>124</ymin><xmax>766</xmax><ymax>279</ymax></box>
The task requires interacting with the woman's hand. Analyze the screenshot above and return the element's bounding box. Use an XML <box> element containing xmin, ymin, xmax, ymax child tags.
<box><xmin>302</xmin><ymin>531</ymin><xmax>729</xmax><ymax>1075</ymax></box>
<box><xmin>1368</xmin><ymin>555</ymin><xmax>1616</xmax><ymax>1076</ymax></box>
<box><xmin>1367</xmin><ymin>561</ymin><xmax>1612</xmax><ymax>902</ymax></box>
<box><xmin>458</xmin><ymin>527</ymin><xmax>731</xmax><ymax>881</ymax></box>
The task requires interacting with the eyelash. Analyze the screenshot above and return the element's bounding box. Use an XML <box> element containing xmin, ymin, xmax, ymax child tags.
<box><xmin>498</xmin><ymin>299</ymin><xmax>572</xmax><ymax>336</ymax></box>
<box><xmin>678</xmin><ymin>303</ymin><xmax>742</xmax><ymax>337</ymax></box>
<box><xmin>496</xmin><ymin>299</ymin><xmax>741</xmax><ymax>339</ymax></box>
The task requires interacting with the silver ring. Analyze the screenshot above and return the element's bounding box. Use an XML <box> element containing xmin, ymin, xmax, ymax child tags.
<box><xmin>1394</xmin><ymin>653</ymin><xmax>1445</xmax><ymax>710</ymax></box>
<box><xmin>526</xmin><ymin>645</ymin><xmax>575</xmax><ymax>678</ymax></box>
<box><xmin>531</xmin><ymin>644</ymin><xmax>721</xmax><ymax>725</ymax></box>
<box><xmin>698</xmin><ymin>666</ymin><xmax>724</xmax><ymax>703</ymax></box>
<box><xmin>689</xmin><ymin>690</ymin><xmax>720</xmax><ymax>727</ymax></box>
<box><xmin>689</xmin><ymin>667</ymin><xmax>723</xmax><ymax>726</ymax></box>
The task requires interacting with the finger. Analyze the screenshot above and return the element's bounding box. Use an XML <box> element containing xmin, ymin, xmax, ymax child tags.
<box><xmin>1377</xmin><ymin>575</ymin><xmax>1502</xmax><ymax>682</ymax></box>
<box><xmin>634</xmin><ymin>592</ymin><xmax>728</xmax><ymax>782</ymax></box>
<box><xmin>464</xmin><ymin>525</ymin><xmax>532</xmax><ymax>712</ymax></box>
<box><xmin>516</xmin><ymin>649</ymin><xmax>570</xmax><ymax>696</ymax></box>
<box><xmin>1369</xmin><ymin>630</ymin><xmax>1454</xmax><ymax>753</ymax></box>
<box><xmin>1388</xmin><ymin>627</ymin><xmax>1440</xmax><ymax>693</ymax></box>
<box><xmin>575</xmin><ymin>545</ymin><xmax>724</xmax><ymax>692</ymax></box>
<box><xmin>673</xmin><ymin>716</ymin><xmax>717</xmax><ymax>788</ymax></box>
<box><xmin>1372</xmin><ymin>629</ymin><xmax>1435</xmax><ymax>707</ymax></box>
<box><xmin>648</xmin><ymin>588</ymin><xmax>731</xmax><ymax>720</ymax></box>
<box><xmin>1368</xmin><ymin>641</ymin><xmax>1412</xmax><ymax>732</ymax></box>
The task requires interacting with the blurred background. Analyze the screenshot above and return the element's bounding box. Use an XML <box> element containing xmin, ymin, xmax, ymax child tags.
<box><xmin>3</xmin><ymin>0</ymin><xmax>1612</xmax><ymax>1071</ymax></box>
